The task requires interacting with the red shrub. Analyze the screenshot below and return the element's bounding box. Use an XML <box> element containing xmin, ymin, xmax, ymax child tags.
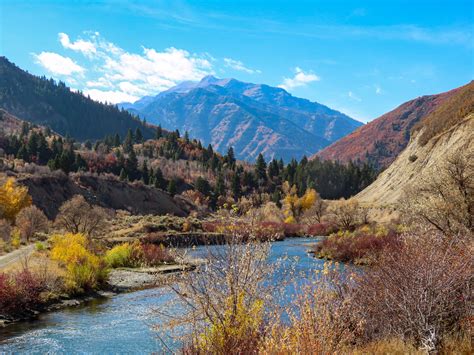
<box><xmin>307</xmin><ymin>223</ymin><xmax>335</xmax><ymax>236</ymax></box>
<box><xmin>254</xmin><ymin>221</ymin><xmax>285</xmax><ymax>240</ymax></box>
<box><xmin>283</xmin><ymin>223</ymin><xmax>306</xmax><ymax>237</ymax></box>
<box><xmin>314</xmin><ymin>230</ymin><xmax>401</xmax><ymax>264</ymax></box>
<box><xmin>131</xmin><ymin>243</ymin><xmax>174</xmax><ymax>266</ymax></box>
<box><xmin>0</xmin><ymin>269</ymin><xmax>45</xmax><ymax>318</ymax></box>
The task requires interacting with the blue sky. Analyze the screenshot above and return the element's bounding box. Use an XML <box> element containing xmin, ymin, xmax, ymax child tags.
<box><xmin>1</xmin><ymin>0</ymin><xmax>473</xmax><ymax>122</ymax></box>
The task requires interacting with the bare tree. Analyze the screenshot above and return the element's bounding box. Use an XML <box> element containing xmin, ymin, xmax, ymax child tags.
<box><xmin>0</xmin><ymin>219</ymin><xmax>11</xmax><ymax>243</ymax></box>
<box><xmin>401</xmin><ymin>148</ymin><xmax>474</xmax><ymax>237</ymax></box>
<box><xmin>301</xmin><ymin>197</ymin><xmax>327</xmax><ymax>225</ymax></box>
<box><xmin>328</xmin><ymin>198</ymin><xmax>361</xmax><ymax>231</ymax></box>
<box><xmin>15</xmin><ymin>205</ymin><xmax>49</xmax><ymax>242</ymax></box>
<box><xmin>55</xmin><ymin>195</ymin><xmax>107</xmax><ymax>237</ymax></box>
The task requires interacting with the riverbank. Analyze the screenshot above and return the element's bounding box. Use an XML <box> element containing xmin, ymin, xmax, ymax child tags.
<box><xmin>0</xmin><ymin>261</ymin><xmax>200</xmax><ymax>328</ymax></box>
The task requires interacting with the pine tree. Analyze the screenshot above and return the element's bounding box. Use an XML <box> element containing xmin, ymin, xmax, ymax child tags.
<box><xmin>134</xmin><ymin>128</ymin><xmax>143</xmax><ymax>143</ymax></box>
<box><xmin>142</xmin><ymin>160</ymin><xmax>149</xmax><ymax>185</ymax></box>
<box><xmin>154</xmin><ymin>168</ymin><xmax>166</xmax><ymax>189</ymax></box>
<box><xmin>215</xmin><ymin>174</ymin><xmax>226</xmax><ymax>197</ymax></box>
<box><xmin>123</xmin><ymin>129</ymin><xmax>134</xmax><ymax>153</ymax></box>
<box><xmin>156</xmin><ymin>125</ymin><xmax>163</xmax><ymax>139</ymax></box>
<box><xmin>255</xmin><ymin>153</ymin><xmax>267</xmax><ymax>182</ymax></box>
<box><xmin>119</xmin><ymin>168</ymin><xmax>128</xmax><ymax>181</ymax></box>
<box><xmin>113</xmin><ymin>133</ymin><xmax>121</xmax><ymax>147</ymax></box>
<box><xmin>225</xmin><ymin>146</ymin><xmax>236</xmax><ymax>169</ymax></box>
<box><xmin>167</xmin><ymin>179</ymin><xmax>177</xmax><ymax>196</ymax></box>
<box><xmin>195</xmin><ymin>176</ymin><xmax>211</xmax><ymax>195</ymax></box>
<box><xmin>231</xmin><ymin>172</ymin><xmax>241</xmax><ymax>200</ymax></box>
<box><xmin>125</xmin><ymin>148</ymin><xmax>138</xmax><ymax>180</ymax></box>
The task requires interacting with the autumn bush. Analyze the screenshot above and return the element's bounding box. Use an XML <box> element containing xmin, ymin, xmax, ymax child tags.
<box><xmin>0</xmin><ymin>177</ymin><xmax>32</xmax><ymax>221</ymax></box>
<box><xmin>15</xmin><ymin>205</ymin><xmax>49</xmax><ymax>242</ymax></box>
<box><xmin>134</xmin><ymin>243</ymin><xmax>174</xmax><ymax>266</ymax></box>
<box><xmin>263</xmin><ymin>233</ymin><xmax>472</xmax><ymax>353</ymax></box>
<box><xmin>307</xmin><ymin>222</ymin><xmax>336</xmax><ymax>236</ymax></box>
<box><xmin>50</xmin><ymin>233</ymin><xmax>108</xmax><ymax>293</ymax></box>
<box><xmin>161</xmin><ymin>240</ymin><xmax>279</xmax><ymax>354</ymax></box>
<box><xmin>0</xmin><ymin>268</ymin><xmax>45</xmax><ymax>319</ymax></box>
<box><xmin>313</xmin><ymin>226</ymin><xmax>401</xmax><ymax>264</ymax></box>
<box><xmin>105</xmin><ymin>242</ymin><xmax>174</xmax><ymax>268</ymax></box>
<box><xmin>104</xmin><ymin>242</ymin><xmax>134</xmax><ymax>268</ymax></box>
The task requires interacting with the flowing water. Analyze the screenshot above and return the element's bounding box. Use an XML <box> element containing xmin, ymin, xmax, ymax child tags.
<box><xmin>0</xmin><ymin>237</ymin><xmax>328</xmax><ymax>354</ymax></box>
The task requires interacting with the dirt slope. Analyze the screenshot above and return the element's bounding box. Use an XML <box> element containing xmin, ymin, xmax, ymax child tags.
<box><xmin>18</xmin><ymin>173</ymin><xmax>191</xmax><ymax>219</ymax></box>
<box><xmin>356</xmin><ymin>113</ymin><xmax>473</xmax><ymax>205</ymax></box>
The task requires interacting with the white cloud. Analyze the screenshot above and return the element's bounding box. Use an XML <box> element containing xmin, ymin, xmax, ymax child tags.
<box><xmin>278</xmin><ymin>67</ymin><xmax>320</xmax><ymax>91</ymax></box>
<box><xmin>224</xmin><ymin>58</ymin><xmax>261</xmax><ymax>74</ymax></box>
<box><xmin>83</xmin><ymin>89</ymin><xmax>140</xmax><ymax>104</ymax></box>
<box><xmin>34</xmin><ymin>32</ymin><xmax>216</xmax><ymax>104</ymax></box>
<box><xmin>348</xmin><ymin>91</ymin><xmax>362</xmax><ymax>102</ymax></box>
<box><xmin>59</xmin><ymin>33</ymin><xmax>97</xmax><ymax>57</ymax></box>
<box><xmin>374</xmin><ymin>84</ymin><xmax>382</xmax><ymax>94</ymax></box>
<box><xmin>33</xmin><ymin>52</ymin><xmax>85</xmax><ymax>76</ymax></box>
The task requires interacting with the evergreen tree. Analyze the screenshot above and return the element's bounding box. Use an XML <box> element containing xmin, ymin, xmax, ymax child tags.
<box><xmin>125</xmin><ymin>148</ymin><xmax>138</xmax><ymax>180</ymax></box>
<box><xmin>123</xmin><ymin>129</ymin><xmax>134</xmax><ymax>153</ymax></box>
<box><xmin>153</xmin><ymin>168</ymin><xmax>166</xmax><ymax>190</ymax></box>
<box><xmin>255</xmin><ymin>153</ymin><xmax>267</xmax><ymax>182</ymax></box>
<box><xmin>134</xmin><ymin>128</ymin><xmax>143</xmax><ymax>143</ymax></box>
<box><xmin>113</xmin><ymin>133</ymin><xmax>121</xmax><ymax>147</ymax></box>
<box><xmin>231</xmin><ymin>172</ymin><xmax>241</xmax><ymax>200</ymax></box>
<box><xmin>119</xmin><ymin>168</ymin><xmax>128</xmax><ymax>181</ymax></box>
<box><xmin>167</xmin><ymin>179</ymin><xmax>177</xmax><ymax>196</ymax></box>
<box><xmin>225</xmin><ymin>146</ymin><xmax>236</xmax><ymax>168</ymax></box>
<box><xmin>156</xmin><ymin>125</ymin><xmax>163</xmax><ymax>139</ymax></box>
<box><xmin>215</xmin><ymin>173</ymin><xmax>226</xmax><ymax>197</ymax></box>
<box><xmin>142</xmin><ymin>160</ymin><xmax>149</xmax><ymax>185</ymax></box>
<box><xmin>74</xmin><ymin>153</ymin><xmax>87</xmax><ymax>171</ymax></box>
<box><xmin>16</xmin><ymin>144</ymin><xmax>28</xmax><ymax>161</ymax></box>
<box><xmin>195</xmin><ymin>176</ymin><xmax>211</xmax><ymax>195</ymax></box>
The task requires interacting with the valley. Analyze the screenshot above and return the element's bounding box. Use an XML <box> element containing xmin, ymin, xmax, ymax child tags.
<box><xmin>0</xmin><ymin>23</ymin><xmax>472</xmax><ymax>353</ymax></box>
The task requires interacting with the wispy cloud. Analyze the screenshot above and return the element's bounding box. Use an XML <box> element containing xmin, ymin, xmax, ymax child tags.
<box><xmin>113</xmin><ymin>3</ymin><xmax>473</xmax><ymax>48</ymax></box>
<box><xmin>278</xmin><ymin>67</ymin><xmax>320</xmax><ymax>91</ymax></box>
<box><xmin>33</xmin><ymin>52</ymin><xmax>85</xmax><ymax>76</ymax></box>
<box><xmin>348</xmin><ymin>91</ymin><xmax>362</xmax><ymax>102</ymax></box>
<box><xmin>224</xmin><ymin>58</ymin><xmax>261</xmax><ymax>74</ymax></box>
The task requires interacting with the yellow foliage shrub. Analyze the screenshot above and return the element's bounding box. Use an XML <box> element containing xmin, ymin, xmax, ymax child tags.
<box><xmin>198</xmin><ymin>292</ymin><xmax>264</xmax><ymax>353</ymax></box>
<box><xmin>0</xmin><ymin>178</ymin><xmax>32</xmax><ymax>221</ymax></box>
<box><xmin>10</xmin><ymin>228</ymin><xmax>21</xmax><ymax>249</ymax></box>
<box><xmin>104</xmin><ymin>242</ymin><xmax>133</xmax><ymax>268</ymax></box>
<box><xmin>50</xmin><ymin>233</ymin><xmax>108</xmax><ymax>293</ymax></box>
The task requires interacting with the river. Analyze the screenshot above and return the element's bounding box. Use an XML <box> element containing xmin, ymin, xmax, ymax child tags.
<box><xmin>0</xmin><ymin>237</ymin><xmax>328</xmax><ymax>354</ymax></box>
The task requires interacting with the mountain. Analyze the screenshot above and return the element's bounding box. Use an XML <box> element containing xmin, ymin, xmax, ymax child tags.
<box><xmin>122</xmin><ymin>75</ymin><xmax>362</xmax><ymax>162</ymax></box>
<box><xmin>356</xmin><ymin>81</ymin><xmax>474</xmax><ymax>205</ymax></box>
<box><xmin>313</xmin><ymin>84</ymin><xmax>468</xmax><ymax>169</ymax></box>
<box><xmin>0</xmin><ymin>57</ymin><xmax>154</xmax><ymax>141</ymax></box>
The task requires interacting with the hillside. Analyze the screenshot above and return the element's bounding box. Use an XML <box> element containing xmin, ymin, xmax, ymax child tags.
<box><xmin>0</xmin><ymin>57</ymin><xmax>154</xmax><ymax>141</ymax></box>
<box><xmin>356</xmin><ymin>83</ymin><xmax>474</xmax><ymax>205</ymax></box>
<box><xmin>18</xmin><ymin>172</ymin><xmax>190</xmax><ymax>219</ymax></box>
<box><xmin>122</xmin><ymin>76</ymin><xmax>362</xmax><ymax>162</ymax></box>
<box><xmin>313</xmin><ymin>83</ymin><xmax>468</xmax><ymax>169</ymax></box>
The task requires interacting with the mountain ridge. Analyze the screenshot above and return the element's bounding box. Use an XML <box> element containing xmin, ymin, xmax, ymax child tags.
<box><xmin>0</xmin><ymin>56</ymin><xmax>155</xmax><ymax>142</ymax></box>
<box><xmin>314</xmin><ymin>83</ymin><xmax>469</xmax><ymax>169</ymax></box>
<box><xmin>122</xmin><ymin>76</ymin><xmax>362</xmax><ymax>161</ymax></box>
